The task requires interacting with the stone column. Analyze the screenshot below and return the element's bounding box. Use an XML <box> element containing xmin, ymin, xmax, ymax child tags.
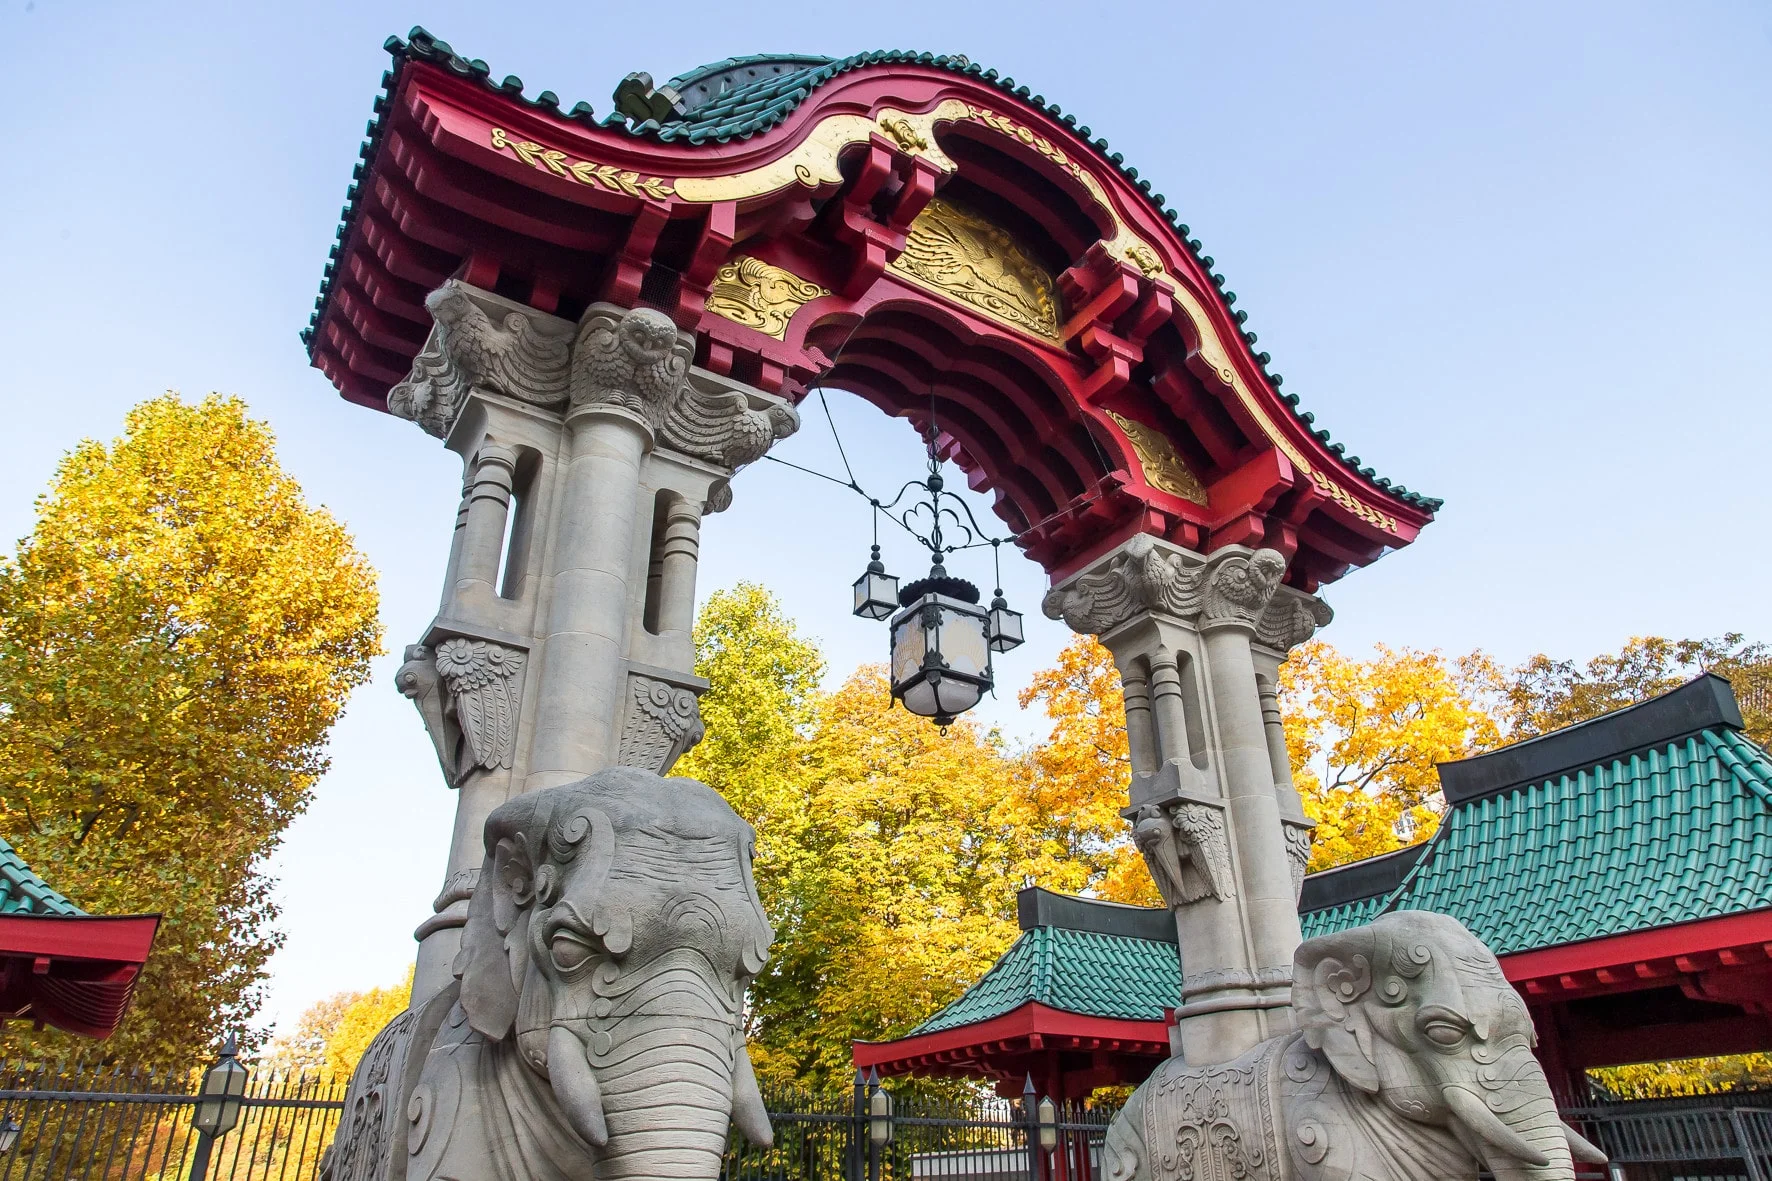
<box><xmin>1118</xmin><ymin>660</ymin><xmax>1159</xmax><ymax>778</ymax></box>
<box><xmin>453</xmin><ymin>442</ymin><xmax>519</xmax><ymax>603</ymax></box>
<box><xmin>525</xmin><ymin>403</ymin><xmax>654</xmax><ymax>789</ymax></box>
<box><xmin>654</xmin><ymin>497</ymin><xmax>702</xmax><ymax>666</ymax></box>
<box><xmin>1043</xmin><ymin>534</ymin><xmax>1331</xmax><ymax>1065</ymax></box>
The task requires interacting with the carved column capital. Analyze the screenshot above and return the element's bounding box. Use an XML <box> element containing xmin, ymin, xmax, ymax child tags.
<box><xmin>615</xmin><ymin>667</ymin><xmax>708</xmax><ymax>775</ymax></box>
<box><xmin>1200</xmin><ymin>547</ymin><xmax>1289</xmax><ymax>633</ymax></box>
<box><xmin>569</xmin><ymin>302</ymin><xmax>800</xmax><ymax>469</ymax></box>
<box><xmin>396</xmin><ymin>634</ymin><xmax>528</xmax><ymax>788</ymax></box>
<box><xmin>389</xmin><ymin>280</ymin><xmax>574</xmax><ymax>438</ymax></box>
<box><xmin>1042</xmin><ymin>534</ymin><xmax>1329</xmax><ymax>642</ymax></box>
<box><xmin>1282</xmin><ymin>820</ymin><xmax>1315</xmax><ymax>901</ymax></box>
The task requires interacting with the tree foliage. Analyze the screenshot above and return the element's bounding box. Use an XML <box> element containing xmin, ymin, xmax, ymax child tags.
<box><xmin>0</xmin><ymin>395</ymin><xmax>382</xmax><ymax>1063</ymax></box>
<box><xmin>681</xmin><ymin>589</ymin><xmax>1145</xmax><ymax>1090</ymax></box>
<box><xmin>1280</xmin><ymin>642</ymin><xmax>1504</xmax><ymax>870</ymax></box>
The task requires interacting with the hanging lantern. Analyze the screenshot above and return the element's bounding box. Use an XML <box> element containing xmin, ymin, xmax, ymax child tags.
<box><xmin>986</xmin><ymin>591</ymin><xmax>1025</xmax><ymax>653</ymax></box>
<box><xmin>851</xmin><ymin>544</ymin><xmax>899</xmax><ymax>621</ymax></box>
<box><xmin>889</xmin><ymin>570</ymin><xmax>994</xmax><ymax>727</ymax></box>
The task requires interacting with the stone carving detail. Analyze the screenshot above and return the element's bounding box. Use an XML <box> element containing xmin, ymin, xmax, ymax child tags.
<box><xmin>1132</xmin><ymin>801</ymin><xmax>1234</xmax><ymax>907</ymax></box>
<box><xmin>389</xmin><ymin>281</ymin><xmax>574</xmax><ymax>438</ymax></box>
<box><xmin>1106</xmin><ymin>410</ymin><xmax>1208</xmax><ymax>506</ymax></box>
<box><xmin>706</xmin><ymin>255</ymin><xmax>830</xmax><ymax>340</ymax></box>
<box><xmin>571</xmin><ymin>304</ymin><xmax>801</xmax><ymax>467</ymax></box>
<box><xmin>616</xmin><ymin>675</ymin><xmax>706</xmax><ymax>775</ymax></box>
<box><xmin>1282</xmin><ymin>823</ymin><xmax>1313</xmax><ymax>901</ymax></box>
<box><xmin>396</xmin><ymin>639</ymin><xmax>526</xmax><ymax>786</ymax></box>
<box><xmin>1203</xmin><ymin>549</ymin><xmax>1288</xmax><ymax>629</ymax></box>
<box><xmin>1256</xmin><ymin>590</ymin><xmax>1334</xmax><ymax>653</ymax></box>
<box><xmin>322</xmin><ymin>769</ymin><xmax>777</xmax><ymax>1181</ymax></box>
<box><xmin>319</xmin><ymin>1006</ymin><xmax>423</xmax><ymax>1181</ymax></box>
<box><xmin>1101</xmin><ymin>911</ymin><xmax>1606</xmax><ymax>1181</ymax></box>
<box><xmin>889</xmin><ymin>197</ymin><xmax>1062</xmax><ymax>342</ymax></box>
<box><xmin>1043</xmin><ymin>534</ymin><xmax>1202</xmax><ymax>634</ymax></box>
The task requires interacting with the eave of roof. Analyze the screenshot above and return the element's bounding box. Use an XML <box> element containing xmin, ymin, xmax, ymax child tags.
<box><xmin>305</xmin><ymin>29</ymin><xmax>1443</xmax><ymax>514</ymax></box>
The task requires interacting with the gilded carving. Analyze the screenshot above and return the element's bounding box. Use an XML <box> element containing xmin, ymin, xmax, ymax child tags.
<box><xmin>1106</xmin><ymin>410</ymin><xmax>1207</xmax><ymax>505</ymax></box>
<box><xmin>489</xmin><ymin>127</ymin><xmax>675</xmax><ymax>200</ymax></box>
<box><xmin>706</xmin><ymin>256</ymin><xmax>830</xmax><ymax>340</ymax></box>
<box><xmin>880</xmin><ymin>116</ymin><xmax>929</xmax><ymax>152</ymax></box>
<box><xmin>888</xmin><ymin>197</ymin><xmax>1062</xmax><ymax>342</ymax></box>
<box><xmin>1308</xmin><ymin>469</ymin><xmax>1400</xmax><ymax>532</ymax></box>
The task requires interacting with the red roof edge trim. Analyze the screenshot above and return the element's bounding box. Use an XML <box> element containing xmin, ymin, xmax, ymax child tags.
<box><xmin>0</xmin><ymin>914</ymin><xmax>160</xmax><ymax>964</ymax></box>
<box><xmin>852</xmin><ymin>1001</ymin><xmax>1169</xmax><ymax>1068</ymax></box>
<box><xmin>1499</xmin><ymin>908</ymin><xmax>1772</xmax><ymax>986</ymax></box>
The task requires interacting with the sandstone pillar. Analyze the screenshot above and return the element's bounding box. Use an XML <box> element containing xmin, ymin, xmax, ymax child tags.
<box><xmin>1044</xmin><ymin>534</ymin><xmax>1330</xmax><ymax>1064</ymax></box>
<box><xmin>380</xmin><ymin>281</ymin><xmax>799</xmax><ymax>1003</ymax></box>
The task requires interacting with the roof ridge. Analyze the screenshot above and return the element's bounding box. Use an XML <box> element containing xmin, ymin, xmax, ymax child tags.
<box><xmin>306</xmin><ymin>30</ymin><xmax>1440</xmax><ymax>513</ymax></box>
<box><xmin>1705</xmin><ymin>729</ymin><xmax>1772</xmax><ymax>811</ymax></box>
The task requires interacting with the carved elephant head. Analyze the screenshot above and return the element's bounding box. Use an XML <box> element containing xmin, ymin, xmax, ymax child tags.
<box><xmin>454</xmin><ymin>766</ymin><xmax>775</xmax><ymax>1179</ymax></box>
<box><xmin>1291</xmin><ymin>910</ymin><xmax>1604</xmax><ymax>1181</ymax></box>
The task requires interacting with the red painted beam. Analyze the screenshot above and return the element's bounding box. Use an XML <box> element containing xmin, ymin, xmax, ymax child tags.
<box><xmin>1500</xmin><ymin>910</ymin><xmax>1772</xmax><ymax>990</ymax></box>
<box><xmin>852</xmin><ymin>1001</ymin><xmax>1168</xmax><ymax>1071</ymax></box>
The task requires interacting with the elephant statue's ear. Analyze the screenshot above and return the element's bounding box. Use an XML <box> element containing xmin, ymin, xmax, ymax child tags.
<box><xmin>458</xmin><ymin>830</ymin><xmax>539</xmax><ymax>1039</ymax></box>
<box><xmin>1293</xmin><ymin>934</ymin><xmax>1381</xmax><ymax>1095</ymax></box>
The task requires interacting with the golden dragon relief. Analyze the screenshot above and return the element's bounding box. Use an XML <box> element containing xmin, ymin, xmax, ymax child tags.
<box><xmin>888</xmin><ymin>197</ymin><xmax>1062</xmax><ymax>342</ymax></box>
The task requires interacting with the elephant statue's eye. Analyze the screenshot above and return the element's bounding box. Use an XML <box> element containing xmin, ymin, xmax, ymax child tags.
<box><xmin>1423</xmin><ymin>1020</ymin><xmax>1467</xmax><ymax>1047</ymax></box>
<box><xmin>551</xmin><ymin>932</ymin><xmax>595</xmax><ymax>972</ymax></box>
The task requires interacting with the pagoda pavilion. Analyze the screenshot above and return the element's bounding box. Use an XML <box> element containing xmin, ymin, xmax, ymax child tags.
<box><xmin>0</xmin><ymin>839</ymin><xmax>158</xmax><ymax>1039</ymax></box>
<box><xmin>856</xmin><ymin>675</ymin><xmax>1772</xmax><ymax>1105</ymax></box>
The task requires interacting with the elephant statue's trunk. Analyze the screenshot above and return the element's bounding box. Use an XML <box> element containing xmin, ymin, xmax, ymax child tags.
<box><xmin>1443</xmin><ymin>1079</ymin><xmax>1583</xmax><ymax>1181</ymax></box>
<box><xmin>584</xmin><ymin>1025</ymin><xmax>735</xmax><ymax>1179</ymax></box>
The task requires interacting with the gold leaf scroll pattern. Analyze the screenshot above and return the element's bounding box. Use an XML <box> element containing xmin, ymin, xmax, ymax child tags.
<box><xmin>1308</xmin><ymin>470</ymin><xmax>1399</xmax><ymax>532</ymax></box>
<box><xmin>489</xmin><ymin>128</ymin><xmax>676</xmax><ymax>200</ymax></box>
<box><xmin>1105</xmin><ymin>410</ymin><xmax>1208</xmax><ymax>506</ymax></box>
<box><xmin>705</xmin><ymin>256</ymin><xmax>831</xmax><ymax>340</ymax></box>
<box><xmin>888</xmin><ymin>198</ymin><xmax>1062</xmax><ymax>343</ymax></box>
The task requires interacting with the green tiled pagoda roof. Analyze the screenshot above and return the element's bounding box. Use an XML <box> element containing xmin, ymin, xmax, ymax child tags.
<box><xmin>909</xmin><ymin>924</ymin><xmax>1180</xmax><ymax>1035</ymax></box>
<box><xmin>311</xmin><ymin>29</ymin><xmax>1443</xmax><ymax>514</ymax></box>
<box><xmin>1300</xmin><ymin>676</ymin><xmax>1772</xmax><ymax>951</ymax></box>
<box><xmin>0</xmin><ymin>837</ymin><xmax>81</xmax><ymax>916</ymax></box>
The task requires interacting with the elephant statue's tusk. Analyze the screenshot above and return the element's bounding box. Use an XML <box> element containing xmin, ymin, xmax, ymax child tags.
<box><xmin>547</xmin><ymin>1026</ymin><xmax>610</xmax><ymax>1148</ymax></box>
<box><xmin>1442</xmin><ymin>1087</ymin><xmax>1551</xmax><ymax>1168</ymax></box>
<box><xmin>1564</xmin><ymin>1122</ymin><xmax>1609</xmax><ymax>1164</ymax></box>
<box><xmin>731</xmin><ymin>1036</ymin><xmax>773</xmax><ymax>1148</ymax></box>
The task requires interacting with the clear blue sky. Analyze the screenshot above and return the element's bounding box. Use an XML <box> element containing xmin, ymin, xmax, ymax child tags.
<box><xmin>2</xmin><ymin>0</ymin><xmax>1766</xmax><ymax>1038</ymax></box>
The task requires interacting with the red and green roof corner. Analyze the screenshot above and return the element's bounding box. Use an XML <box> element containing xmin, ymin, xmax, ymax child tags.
<box><xmin>304</xmin><ymin>29</ymin><xmax>1440</xmax><ymax>587</ymax></box>
<box><xmin>1303</xmin><ymin>673</ymin><xmax>1772</xmax><ymax>1006</ymax></box>
<box><xmin>864</xmin><ymin>676</ymin><xmax>1772</xmax><ymax>1088</ymax></box>
<box><xmin>0</xmin><ymin>836</ymin><xmax>159</xmax><ymax>1039</ymax></box>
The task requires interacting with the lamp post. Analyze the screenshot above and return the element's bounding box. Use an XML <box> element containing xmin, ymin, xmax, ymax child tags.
<box><xmin>0</xmin><ymin>1114</ymin><xmax>19</xmax><ymax>1154</ymax></box>
<box><xmin>866</xmin><ymin>1069</ymin><xmax>892</xmax><ymax>1181</ymax></box>
<box><xmin>188</xmin><ymin>1036</ymin><xmax>248</xmax><ymax>1181</ymax></box>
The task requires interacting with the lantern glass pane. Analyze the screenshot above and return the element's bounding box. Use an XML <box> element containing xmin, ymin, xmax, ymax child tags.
<box><xmin>938</xmin><ymin>604</ymin><xmax>990</xmax><ymax>680</ymax></box>
<box><xmin>890</xmin><ymin>612</ymin><xmax>927</xmax><ymax>689</ymax></box>
<box><xmin>194</xmin><ymin>1058</ymin><xmax>248</xmax><ymax>1136</ymax></box>
<box><xmin>933</xmin><ymin>672</ymin><xmax>985</xmax><ymax>717</ymax></box>
<box><xmin>987</xmin><ymin>604</ymin><xmax>1024</xmax><ymax>652</ymax></box>
<box><xmin>852</xmin><ymin>569</ymin><xmax>899</xmax><ymax>620</ymax></box>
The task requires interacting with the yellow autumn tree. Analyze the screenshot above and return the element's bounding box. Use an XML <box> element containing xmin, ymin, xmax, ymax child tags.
<box><xmin>1280</xmin><ymin>641</ymin><xmax>1504</xmax><ymax>870</ymax></box>
<box><xmin>0</xmin><ymin>394</ymin><xmax>382</xmax><ymax>1063</ymax></box>
<box><xmin>323</xmin><ymin>966</ymin><xmax>414</xmax><ymax>1078</ymax></box>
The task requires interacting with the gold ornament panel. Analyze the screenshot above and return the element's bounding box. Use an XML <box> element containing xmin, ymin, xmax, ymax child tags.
<box><xmin>706</xmin><ymin>256</ymin><xmax>830</xmax><ymax>340</ymax></box>
<box><xmin>887</xmin><ymin>198</ymin><xmax>1062</xmax><ymax>342</ymax></box>
<box><xmin>1106</xmin><ymin>410</ymin><xmax>1208</xmax><ymax>506</ymax></box>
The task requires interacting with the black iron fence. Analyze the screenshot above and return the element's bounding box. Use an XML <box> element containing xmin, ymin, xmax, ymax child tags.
<box><xmin>0</xmin><ymin>1060</ymin><xmax>344</xmax><ymax>1180</ymax></box>
<box><xmin>1566</xmin><ymin>1102</ymin><xmax>1772</xmax><ymax>1181</ymax></box>
<box><xmin>0</xmin><ymin>1056</ymin><xmax>1762</xmax><ymax>1181</ymax></box>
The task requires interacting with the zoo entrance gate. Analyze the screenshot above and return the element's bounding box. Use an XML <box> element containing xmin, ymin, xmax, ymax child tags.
<box><xmin>0</xmin><ymin>1060</ymin><xmax>1764</xmax><ymax>1180</ymax></box>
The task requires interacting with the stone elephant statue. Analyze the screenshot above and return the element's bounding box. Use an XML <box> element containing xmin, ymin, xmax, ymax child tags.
<box><xmin>320</xmin><ymin>767</ymin><xmax>775</xmax><ymax>1181</ymax></box>
<box><xmin>1103</xmin><ymin>911</ymin><xmax>1608</xmax><ymax>1181</ymax></box>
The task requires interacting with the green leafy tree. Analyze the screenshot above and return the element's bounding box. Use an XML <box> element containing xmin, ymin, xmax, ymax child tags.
<box><xmin>0</xmin><ymin>394</ymin><xmax>382</xmax><ymax>1063</ymax></box>
<box><xmin>1509</xmin><ymin>634</ymin><xmax>1771</xmax><ymax>746</ymax></box>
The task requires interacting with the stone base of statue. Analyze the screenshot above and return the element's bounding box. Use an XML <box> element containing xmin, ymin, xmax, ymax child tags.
<box><xmin>320</xmin><ymin>768</ymin><xmax>774</xmax><ymax>1181</ymax></box>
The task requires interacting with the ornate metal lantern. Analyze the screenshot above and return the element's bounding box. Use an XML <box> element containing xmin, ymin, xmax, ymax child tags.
<box><xmin>889</xmin><ymin>569</ymin><xmax>995</xmax><ymax>728</ymax></box>
<box><xmin>192</xmin><ymin>1036</ymin><xmax>248</xmax><ymax>1138</ymax></box>
<box><xmin>851</xmin><ymin>544</ymin><xmax>899</xmax><ymax>621</ymax></box>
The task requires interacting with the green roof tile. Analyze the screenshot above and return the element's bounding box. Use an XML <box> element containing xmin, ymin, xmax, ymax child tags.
<box><xmin>0</xmin><ymin>837</ymin><xmax>82</xmax><ymax>916</ymax></box>
<box><xmin>910</xmin><ymin>925</ymin><xmax>1180</xmax><ymax>1035</ymax></box>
